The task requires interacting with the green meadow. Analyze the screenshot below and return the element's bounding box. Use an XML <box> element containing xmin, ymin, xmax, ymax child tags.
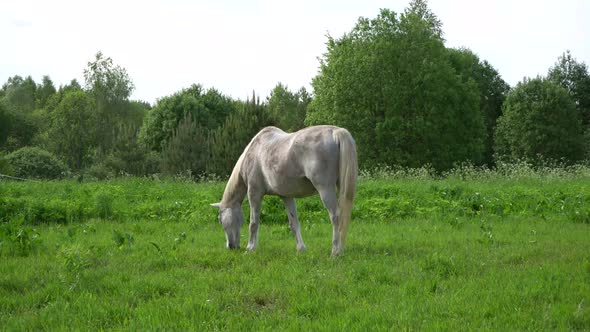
<box><xmin>1</xmin><ymin>169</ymin><xmax>589</xmax><ymax>330</ymax></box>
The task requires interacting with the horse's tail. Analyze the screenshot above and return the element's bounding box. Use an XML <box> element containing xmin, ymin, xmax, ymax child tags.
<box><xmin>332</xmin><ymin>127</ymin><xmax>358</xmax><ymax>253</ymax></box>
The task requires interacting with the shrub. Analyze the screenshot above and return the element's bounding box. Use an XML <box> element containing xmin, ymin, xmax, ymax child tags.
<box><xmin>58</xmin><ymin>244</ymin><xmax>93</xmax><ymax>290</ymax></box>
<box><xmin>84</xmin><ymin>151</ymin><xmax>161</xmax><ymax>180</ymax></box>
<box><xmin>0</xmin><ymin>216</ymin><xmax>42</xmax><ymax>257</ymax></box>
<box><xmin>5</xmin><ymin>147</ymin><xmax>69</xmax><ymax>179</ymax></box>
<box><xmin>94</xmin><ymin>190</ymin><xmax>115</xmax><ymax>219</ymax></box>
<box><xmin>0</xmin><ymin>154</ymin><xmax>13</xmax><ymax>176</ymax></box>
<box><xmin>84</xmin><ymin>163</ymin><xmax>115</xmax><ymax>180</ymax></box>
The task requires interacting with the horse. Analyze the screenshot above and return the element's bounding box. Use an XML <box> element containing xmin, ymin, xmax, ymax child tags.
<box><xmin>211</xmin><ymin>125</ymin><xmax>358</xmax><ymax>256</ymax></box>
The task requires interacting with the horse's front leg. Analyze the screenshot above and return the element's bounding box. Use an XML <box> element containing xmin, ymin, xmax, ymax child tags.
<box><xmin>282</xmin><ymin>197</ymin><xmax>306</xmax><ymax>252</ymax></box>
<box><xmin>247</xmin><ymin>191</ymin><xmax>262</xmax><ymax>251</ymax></box>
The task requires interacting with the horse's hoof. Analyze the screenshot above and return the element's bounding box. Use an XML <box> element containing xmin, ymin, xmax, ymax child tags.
<box><xmin>297</xmin><ymin>245</ymin><xmax>307</xmax><ymax>252</ymax></box>
<box><xmin>331</xmin><ymin>248</ymin><xmax>342</xmax><ymax>257</ymax></box>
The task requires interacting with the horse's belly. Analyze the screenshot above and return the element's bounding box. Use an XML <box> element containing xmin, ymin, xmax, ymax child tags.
<box><xmin>266</xmin><ymin>176</ymin><xmax>317</xmax><ymax>198</ymax></box>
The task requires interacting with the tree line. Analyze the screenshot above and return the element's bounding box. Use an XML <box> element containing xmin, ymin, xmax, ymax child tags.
<box><xmin>1</xmin><ymin>0</ymin><xmax>589</xmax><ymax>180</ymax></box>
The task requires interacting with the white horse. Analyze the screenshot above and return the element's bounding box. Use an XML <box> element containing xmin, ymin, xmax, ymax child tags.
<box><xmin>211</xmin><ymin>125</ymin><xmax>357</xmax><ymax>256</ymax></box>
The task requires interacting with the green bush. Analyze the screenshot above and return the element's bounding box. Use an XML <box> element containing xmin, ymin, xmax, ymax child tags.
<box><xmin>5</xmin><ymin>147</ymin><xmax>69</xmax><ymax>179</ymax></box>
<box><xmin>84</xmin><ymin>163</ymin><xmax>114</xmax><ymax>181</ymax></box>
<box><xmin>84</xmin><ymin>152</ymin><xmax>161</xmax><ymax>180</ymax></box>
<box><xmin>0</xmin><ymin>154</ymin><xmax>13</xmax><ymax>176</ymax></box>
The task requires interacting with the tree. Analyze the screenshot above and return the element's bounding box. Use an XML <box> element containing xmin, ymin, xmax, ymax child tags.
<box><xmin>44</xmin><ymin>79</ymin><xmax>84</xmax><ymax>114</ymax></box>
<box><xmin>2</xmin><ymin>75</ymin><xmax>37</xmax><ymax>113</ymax></box>
<box><xmin>447</xmin><ymin>48</ymin><xmax>510</xmax><ymax>165</ymax></box>
<box><xmin>63</xmin><ymin>79</ymin><xmax>82</xmax><ymax>92</ymax></box>
<box><xmin>107</xmin><ymin>123</ymin><xmax>156</xmax><ymax>176</ymax></box>
<box><xmin>35</xmin><ymin>75</ymin><xmax>57</xmax><ymax>109</ymax></box>
<box><xmin>84</xmin><ymin>51</ymin><xmax>134</xmax><ymax>104</ymax></box>
<box><xmin>160</xmin><ymin>113</ymin><xmax>210</xmax><ymax>176</ymax></box>
<box><xmin>28</xmin><ymin>79</ymin><xmax>86</xmax><ymax>151</ymax></box>
<box><xmin>548</xmin><ymin>51</ymin><xmax>590</xmax><ymax>126</ymax></box>
<box><xmin>0</xmin><ymin>99</ymin><xmax>37</xmax><ymax>152</ymax></box>
<box><xmin>117</xmin><ymin>100</ymin><xmax>149</xmax><ymax>128</ymax></box>
<box><xmin>48</xmin><ymin>90</ymin><xmax>96</xmax><ymax>170</ymax></box>
<box><xmin>84</xmin><ymin>51</ymin><xmax>135</xmax><ymax>155</ymax></box>
<box><xmin>494</xmin><ymin>77</ymin><xmax>584</xmax><ymax>163</ymax></box>
<box><xmin>0</xmin><ymin>76</ymin><xmax>39</xmax><ymax>151</ymax></box>
<box><xmin>140</xmin><ymin>84</ymin><xmax>236</xmax><ymax>151</ymax></box>
<box><xmin>267</xmin><ymin>83</ymin><xmax>310</xmax><ymax>132</ymax></box>
<box><xmin>307</xmin><ymin>1</ymin><xmax>484</xmax><ymax>170</ymax></box>
<box><xmin>548</xmin><ymin>51</ymin><xmax>590</xmax><ymax>158</ymax></box>
<box><xmin>208</xmin><ymin>93</ymin><xmax>273</xmax><ymax>176</ymax></box>
<box><xmin>0</xmin><ymin>101</ymin><xmax>11</xmax><ymax>148</ymax></box>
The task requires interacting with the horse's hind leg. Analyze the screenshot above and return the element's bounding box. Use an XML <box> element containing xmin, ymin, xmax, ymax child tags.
<box><xmin>316</xmin><ymin>186</ymin><xmax>340</xmax><ymax>256</ymax></box>
<box><xmin>282</xmin><ymin>197</ymin><xmax>306</xmax><ymax>252</ymax></box>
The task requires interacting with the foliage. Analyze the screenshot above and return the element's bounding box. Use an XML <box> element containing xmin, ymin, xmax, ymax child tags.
<box><xmin>0</xmin><ymin>100</ymin><xmax>11</xmax><ymax>147</ymax></box>
<box><xmin>36</xmin><ymin>75</ymin><xmax>57</xmax><ymax>109</ymax></box>
<box><xmin>208</xmin><ymin>93</ymin><xmax>273</xmax><ymax>176</ymax></box>
<box><xmin>0</xmin><ymin>75</ymin><xmax>54</xmax><ymax>152</ymax></box>
<box><xmin>1</xmin><ymin>75</ymin><xmax>37</xmax><ymax>113</ymax></box>
<box><xmin>5</xmin><ymin>146</ymin><xmax>69</xmax><ymax>179</ymax></box>
<box><xmin>0</xmin><ymin>153</ymin><xmax>13</xmax><ymax>175</ymax></box>
<box><xmin>307</xmin><ymin>2</ymin><xmax>485</xmax><ymax>170</ymax></box>
<box><xmin>157</xmin><ymin>92</ymin><xmax>273</xmax><ymax>178</ymax></box>
<box><xmin>108</xmin><ymin>124</ymin><xmax>156</xmax><ymax>176</ymax></box>
<box><xmin>140</xmin><ymin>85</ymin><xmax>236</xmax><ymax>152</ymax></box>
<box><xmin>47</xmin><ymin>90</ymin><xmax>96</xmax><ymax>170</ymax></box>
<box><xmin>161</xmin><ymin>113</ymin><xmax>210</xmax><ymax>177</ymax></box>
<box><xmin>548</xmin><ymin>50</ymin><xmax>590</xmax><ymax>127</ymax></box>
<box><xmin>124</xmin><ymin>100</ymin><xmax>150</xmax><ymax>127</ymax></box>
<box><xmin>0</xmin><ymin>99</ymin><xmax>38</xmax><ymax>152</ymax></box>
<box><xmin>43</xmin><ymin>79</ymin><xmax>84</xmax><ymax>114</ymax></box>
<box><xmin>84</xmin><ymin>51</ymin><xmax>135</xmax><ymax>156</ymax></box>
<box><xmin>0</xmin><ymin>10</ymin><xmax>587</xmax><ymax>181</ymax></box>
<box><xmin>84</xmin><ymin>162</ymin><xmax>116</xmax><ymax>181</ymax></box>
<box><xmin>267</xmin><ymin>83</ymin><xmax>310</xmax><ymax>132</ymax></box>
<box><xmin>548</xmin><ymin>51</ymin><xmax>590</xmax><ymax>159</ymax></box>
<box><xmin>494</xmin><ymin>77</ymin><xmax>585</xmax><ymax>163</ymax></box>
<box><xmin>447</xmin><ymin>48</ymin><xmax>510</xmax><ymax>166</ymax></box>
<box><xmin>84</xmin><ymin>51</ymin><xmax>134</xmax><ymax>104</ymax></box>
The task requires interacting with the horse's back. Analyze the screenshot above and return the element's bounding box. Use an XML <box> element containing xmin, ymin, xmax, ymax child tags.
<box><xmin>243</xmin><ymin>126</ymin><xmax>342</xmax><ymax>196</ymax></box>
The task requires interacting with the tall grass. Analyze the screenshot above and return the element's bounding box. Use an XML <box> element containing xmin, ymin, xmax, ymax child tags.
<box><xmin>2</xmin><ymin>163</ymin><xmax>589</xmax><ymax>226</ymax></box>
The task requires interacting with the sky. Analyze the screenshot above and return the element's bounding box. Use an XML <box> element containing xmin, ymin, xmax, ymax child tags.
<box><xmin>1</xmin><ymin>0</ymin><xmax>589</xmax><ymax>104</ymax></box>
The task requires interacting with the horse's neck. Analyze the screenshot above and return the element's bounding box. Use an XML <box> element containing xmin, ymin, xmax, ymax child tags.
<box><xmin>222</xmin><ymin>180</ymin><xmax>246</xmax><ymax>207</ymax></box>
<box><xmin>221</xmin><ymin>162</ymin><xmax>247</xmax><ymax>207</ymax></box>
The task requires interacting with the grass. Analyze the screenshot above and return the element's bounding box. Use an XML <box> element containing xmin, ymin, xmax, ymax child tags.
<box><xmin>0</xmin><ymin>173</ymin><xmax>589</xmax><ymax>330</ymax></box>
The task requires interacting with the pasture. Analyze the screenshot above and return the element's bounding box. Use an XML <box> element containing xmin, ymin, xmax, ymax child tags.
<box><xmin>1</xmin><ymin>169</ymin><xmax>589</xmax><ymax>330</ymax></box>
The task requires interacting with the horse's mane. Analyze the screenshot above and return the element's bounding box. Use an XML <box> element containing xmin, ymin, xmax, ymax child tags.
<box><xmin>221</xmin><ymin>150</ymin><xmax>246</xmax><ymax>205</ymax></box>
<box><xmin>220</xmin><ymin>126</ymin><xmax>282</xmax><ymax>206</ymax></box>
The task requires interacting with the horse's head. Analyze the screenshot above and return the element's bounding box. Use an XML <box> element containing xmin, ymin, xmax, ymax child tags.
<box><xmin>211</xmin><ymin>203</ymin><xmax>244</xmax><ymax>249</ymax></box>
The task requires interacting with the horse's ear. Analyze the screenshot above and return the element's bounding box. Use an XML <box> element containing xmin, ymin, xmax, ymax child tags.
<box><xmin>210</xmin><ymin>203</ymin><xmax>221</xmax><ymax>209</ymax></box>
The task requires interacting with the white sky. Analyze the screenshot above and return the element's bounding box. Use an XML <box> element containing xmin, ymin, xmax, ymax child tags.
<box><xmin>1</xmin><ymin>0</ymin><xmax>588</xmax><ymax>104</ymax></box>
